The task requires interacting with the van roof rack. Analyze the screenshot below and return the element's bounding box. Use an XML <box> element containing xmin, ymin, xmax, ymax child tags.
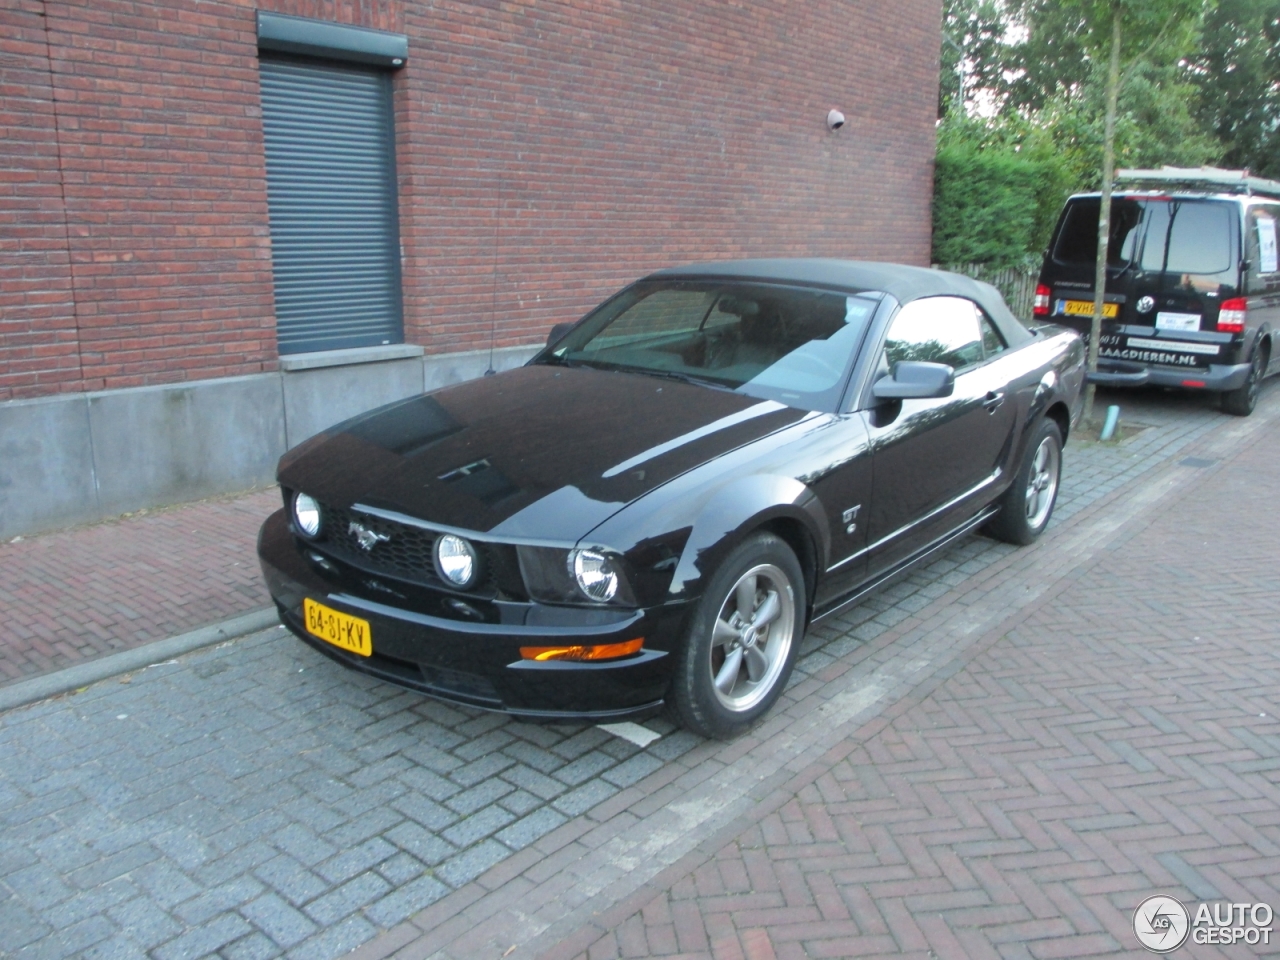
<box><xmin>1116</xmin><ymin>165</ymin><xmax>1280</xmax><ymax>200</ymax></box>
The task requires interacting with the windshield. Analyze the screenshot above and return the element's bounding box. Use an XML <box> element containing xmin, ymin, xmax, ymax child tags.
<box><xmin>537</xmin><ymin>280</ymin><xmax>880</xmax><ymax>412</ymax></box>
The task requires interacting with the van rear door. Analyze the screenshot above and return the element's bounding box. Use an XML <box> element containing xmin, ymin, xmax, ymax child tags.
<box><xmin>1043</xmin><ymin>196</ymin><xmax>1241</xmax><ymax>371</ymax></box>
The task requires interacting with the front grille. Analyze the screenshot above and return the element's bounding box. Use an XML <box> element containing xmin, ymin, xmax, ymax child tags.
<box><xmin>316</xmin><ymin>503</ymin><xmax>502</xmax><ymax>596</ymax></box>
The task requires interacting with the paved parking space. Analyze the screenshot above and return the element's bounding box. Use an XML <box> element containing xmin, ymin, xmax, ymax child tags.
<box><xmin>0</xmin><ymin>384</ymin><xmax>1271</xmax><ymax>960</ymax></box>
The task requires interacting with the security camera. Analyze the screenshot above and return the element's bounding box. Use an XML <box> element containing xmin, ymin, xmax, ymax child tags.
<box><xmin>827</xmin><ymin>109</ymin><xmax>845</xmax><ymax>131</ymax></box>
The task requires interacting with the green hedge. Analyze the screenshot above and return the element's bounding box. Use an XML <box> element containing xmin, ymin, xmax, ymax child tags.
<box><xmin>932</xmin><ymin>142</ymin><xmax>1067</xmax><ymax>268</ymax></box>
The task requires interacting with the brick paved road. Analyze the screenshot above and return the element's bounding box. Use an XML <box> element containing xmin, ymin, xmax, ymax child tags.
<box><xmin>0</xmin><ymin>385</ymin><xmax>1272</xmax><ymax>960</ymax></box>
<box><xmin>0</xmin><ymin>490</ymin><xmax>276</xmax><ymax>684</ymax></box>
<box><xmin>546</xmin><ymin>402</ymin><xmax>1280</xmax><ymax>960</ymax></box>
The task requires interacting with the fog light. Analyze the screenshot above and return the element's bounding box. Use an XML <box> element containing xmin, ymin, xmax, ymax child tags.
<box><xmin>435</xmin><ymin>534</ymin><xmax>478</xmax><ymax>588</ymax></box>
<box><xmin>520</xmin><ymin>638</ymin><xmax>644</xmax><ymax>661</ymax></box>
<box><xmin>293</xmin><ymin>492</ymin><xmax>321</xmax><ymax>537</ymax></box>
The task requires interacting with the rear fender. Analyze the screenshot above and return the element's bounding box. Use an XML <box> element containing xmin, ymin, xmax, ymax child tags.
<box><xmin>1251</xmin><ymin>326</ymin><xmax>1273</xmax><ymax>368</ymax></box>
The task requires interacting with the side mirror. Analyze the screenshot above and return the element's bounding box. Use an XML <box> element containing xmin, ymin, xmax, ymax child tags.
<box><xmin>872</xmin><ymin>360</ymin><xmax>955</xmax><ymax>400</ymax></box>
<box><xmin>547</xmin><ymin>322</ymin><xmax>574</xmax><ymax>348</ymax></box>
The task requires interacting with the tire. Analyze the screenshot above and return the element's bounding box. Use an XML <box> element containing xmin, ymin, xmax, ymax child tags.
<box><xmin>986</xmin><ymin>418</ymin><xmax>1062</xmax><ymax>546</ymax></box>
<box><xmin>669</xmin><ymin>533</ymin><xmax>805</xmax><ymax>739</ymax></box>
<box><xmin>1221</xmin><ymin>344</ymin><xmax>1266</xmax><ymax>417</ymax></box>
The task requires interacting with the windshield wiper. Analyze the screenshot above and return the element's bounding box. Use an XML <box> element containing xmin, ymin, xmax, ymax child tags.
<box><xmin>623</xmin><ymin>367</ymin><xmax>735</xmax><ymax>391</ymax></box>
<box><xmin>543</xmin><ymin>356</ymin><xmax>734</xmax><ymax>391</ymax></box>
<box><xmin>536</xmin><ymin>354</ymin><xmax>595</xmax><ymax>369</ymax></box>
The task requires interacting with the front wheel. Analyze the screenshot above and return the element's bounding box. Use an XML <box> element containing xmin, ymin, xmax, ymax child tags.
<box><xmin>669</xmin><ymin>533</ymin><xmax>805</xmax><ymax>739</ymax></box>
<box><xmin>986</xmin><ymin>418</ymin><xmax>1062</xmax><ymax>546</ymax></box>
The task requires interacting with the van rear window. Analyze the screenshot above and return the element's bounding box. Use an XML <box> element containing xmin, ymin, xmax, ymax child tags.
<box><xmin>1053</xmin><ymin>198</ymin><xmax>1144</xmax><ymax>266</ymax></box>
<box><xmin>1053</xmin><ymin>197</ymin><xmax>1235</xmax><ymax>276</ymax></box>
<box><xmin>1139</xmin><ymin>201</ymin><xmax>1234</xmax><ymax>274</ymax></box>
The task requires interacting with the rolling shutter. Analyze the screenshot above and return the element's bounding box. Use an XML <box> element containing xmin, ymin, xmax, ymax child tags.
<box><xmin>259</xmin><ymin>55</ymin><xmax>404</xmax><ymax>355</ymax></box>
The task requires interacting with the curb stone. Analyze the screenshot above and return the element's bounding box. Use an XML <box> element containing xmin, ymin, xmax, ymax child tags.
<box><xmin>0</xmin><ymin>606</ymin><xmax>279</xmax><ymax>713</ymax></box>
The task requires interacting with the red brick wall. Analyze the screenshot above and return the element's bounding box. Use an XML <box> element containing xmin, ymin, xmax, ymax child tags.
<box><xmin>0</xmin><ymin>2</ymin><xmax>81</xmax><ymax>397</ymax></box>
<box><xmin>0</xmin><ymin>0</ymin><xmax>940</xmax><ymax>401</ymax></box>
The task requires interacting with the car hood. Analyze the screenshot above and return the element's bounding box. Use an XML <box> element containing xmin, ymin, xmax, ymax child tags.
<box><xmin>278</xmin><ymin>364</ymin><xmax>809</xmax><ymax>542</ymax></box>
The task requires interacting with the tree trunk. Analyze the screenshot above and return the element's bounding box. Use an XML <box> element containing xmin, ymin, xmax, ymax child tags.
<box><xmin>1083</xmin><ymin>12</ymin><xmax>1123</xmax><ymax>425</ymax></box>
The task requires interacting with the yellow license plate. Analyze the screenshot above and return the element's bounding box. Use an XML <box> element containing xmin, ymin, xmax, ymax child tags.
<box><xmin>1061</xmin><ymin>299</ymin><xmax>1119</xmax><ymax>318</ymax></box>
<box><xmin>304</xmin><ymin>598</ymin><xmax>372</xmax><ymax>657</ymax></box>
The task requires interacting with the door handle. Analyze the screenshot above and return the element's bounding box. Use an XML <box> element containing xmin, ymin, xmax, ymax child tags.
<box><xmin>984</xmin><ymin>391</ymin><xmax>1004</xmax><ymax>413</ymax></box>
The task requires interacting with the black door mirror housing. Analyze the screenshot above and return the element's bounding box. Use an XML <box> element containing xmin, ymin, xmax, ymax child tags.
<box><xmin>872</xmin><ymin>360</ymin><xmax>956</xmax><ymax>400</ymax></box>
<box><xmin>547</xmin><ymin>322</ymin><xmax>574</xmax><ymax>348</ymax></box>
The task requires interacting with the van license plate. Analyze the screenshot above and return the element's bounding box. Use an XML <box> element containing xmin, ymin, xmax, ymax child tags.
<box><xmin>304</xmin><ymin>599</ymin><xmax>372</xmax><ymax>657</ymax></box>
<box><xmin>1059</xmin><ymin>299</ymin><xmax>1118</xmax><ymax>319</ymax></box>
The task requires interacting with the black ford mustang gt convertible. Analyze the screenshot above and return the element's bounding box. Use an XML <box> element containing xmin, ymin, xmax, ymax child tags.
<box><xmin>258</xmin><ymin>260</ymin><xmax>1085</xmax><ymax>737</ymax></box>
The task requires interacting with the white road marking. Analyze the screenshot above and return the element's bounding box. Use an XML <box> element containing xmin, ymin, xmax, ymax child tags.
<box><xmin>598</xmin><ymin>721</ymin><xmax>662</xmax><ymax>747</ymax></box>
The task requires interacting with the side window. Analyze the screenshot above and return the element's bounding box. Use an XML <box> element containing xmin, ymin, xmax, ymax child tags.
<box><xmin>1250</xmin><ymin>207</ymin><xmax>1279</xmax><ymax>278</ymax></box>
<box><xmin>980</xmin><ymin>312</ymin><xmax>1006</xmax><ymax>358</ymax></box>
<box><xmin>883</xmin><ymin>297</ymin><xmax>985</xmax><ymax>370</ymax></box>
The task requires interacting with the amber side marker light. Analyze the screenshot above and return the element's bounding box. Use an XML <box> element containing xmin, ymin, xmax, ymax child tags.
<box><xmin>520</xmin><ymin>638</ymin><xmax>644</xmax><ymax>661</ymax></box>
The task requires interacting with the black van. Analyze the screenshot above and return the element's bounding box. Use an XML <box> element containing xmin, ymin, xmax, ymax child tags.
<box><xmin>1035</xmin><ymin>167</ymin><xmax>1280</xmax><ymax>415</ymax></box>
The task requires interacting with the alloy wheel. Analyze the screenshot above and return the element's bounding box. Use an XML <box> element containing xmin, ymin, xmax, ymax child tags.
<box><xmin>708</xmin><ymin>563</ymin><xmax>796</xmax><ymax>712</ymax></box>
<box><xmin>1024</xmin><ymin>435</ymin><xmax>1060</xmax><ymax>530</ymax></box>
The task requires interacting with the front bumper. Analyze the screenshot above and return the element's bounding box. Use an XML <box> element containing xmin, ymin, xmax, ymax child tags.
<box><xmin>1090</xmin><ymin>359</ymin><xmax>1252</xmax><ymax>391</ymax></box>
<box><xmin>257</xmin><ymin>510</ymin><xmax>688</xmax><ymax>719</ymax></box>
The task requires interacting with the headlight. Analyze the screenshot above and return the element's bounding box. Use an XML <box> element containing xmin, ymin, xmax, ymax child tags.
<box><xmin>435</xmin><ymin>534</ymin><xmax>479</xmax><ymax>589</ymax></box>
<box><xmin>517</xmin><ymin>545</ymin><xmax>635</xmax><ymax>606</ymax></box>
<box><xmin>571</xmin><ymin>549</ymin><xmax>619</xmax><ymax>603</ymax></box>
<box><xmin>292</xmin><ymin>492</ymin><xmax>321</xmax><ymax>537</ymax></box>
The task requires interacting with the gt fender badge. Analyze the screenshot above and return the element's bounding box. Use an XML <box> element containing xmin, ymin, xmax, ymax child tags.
<box><xmin>842</xmin><ymin>504</ymin><xmax>861</xmax><ymax>534</ymax></box>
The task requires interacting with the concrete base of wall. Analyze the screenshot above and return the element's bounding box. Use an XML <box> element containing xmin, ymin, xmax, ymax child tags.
<box><xmin>0</xmin><ymin>344</ymin><xmax>539</xmax><ymax>540</ymax></box>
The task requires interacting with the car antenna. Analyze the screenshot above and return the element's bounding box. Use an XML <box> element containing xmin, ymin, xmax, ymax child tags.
<box><xmin>484</xmin><ymin>170</ymin><xmax>503</xmax><ymax>376</ymax></box>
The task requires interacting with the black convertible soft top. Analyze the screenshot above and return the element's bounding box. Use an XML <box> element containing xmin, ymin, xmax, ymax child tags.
<box><xmin>651</xmin><ymin>259</ymin><xmax>1033</xmax><ymax>349</ymax></box>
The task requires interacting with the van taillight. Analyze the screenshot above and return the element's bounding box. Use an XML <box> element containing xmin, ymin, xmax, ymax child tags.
<box><xmin>1217</xmin><ymin>297</ymin><xmax>1247</xmax><ymax>333</ymax></box>
<box><xmin>1034</xmin><ymin>284</ymin><xmax>1051</xmax><ymax>317</ymax></box>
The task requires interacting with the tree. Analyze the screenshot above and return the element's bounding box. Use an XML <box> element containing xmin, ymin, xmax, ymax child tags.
<box><xmin>1002</xmin><ymin>1</ymin><xmax>1094</xmax><ymax>111</ymax></box>
<box><xmin>939</xmin><ymin>0</ymin><xmax>1009</xmax><ymax>118</ymax></box>
<box><xmin>1189</xmin><ymin>0</ymin><xmax>1280</xmax><ymax>177</ymax></box>
<box><xmin>1038</xmin><ymin>60</ymin><xmax>1222</xmax><ymax>191</ymax></box>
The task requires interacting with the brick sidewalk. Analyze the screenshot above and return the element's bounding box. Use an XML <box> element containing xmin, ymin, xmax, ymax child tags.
<box><xmin>0</xmin><ymin>489</ymin><xmax>277</xmax><ymax>684</ymax></box>
<box><xmin>546</xmin><ymin>408</ymin><xmax>1280</xmax><ymax>958</ymax></box>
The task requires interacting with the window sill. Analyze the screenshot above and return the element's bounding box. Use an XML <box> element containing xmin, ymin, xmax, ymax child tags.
<box><xmin>279</xmin><ymin>344</ymin><xmax>424</xmax><ymax>373</ymax></box>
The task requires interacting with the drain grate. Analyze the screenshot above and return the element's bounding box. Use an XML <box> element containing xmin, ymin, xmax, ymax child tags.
<box><xmin>1179</xmin><ymin>457</ymin><xmax>1218</xmax><ymax>468</ymax></box>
